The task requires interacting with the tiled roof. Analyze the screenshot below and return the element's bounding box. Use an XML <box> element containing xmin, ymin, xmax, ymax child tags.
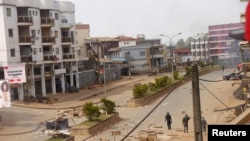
<box><xmin>173</xmin><ymin>48</ymin><xmax>191</xmax><ymax>53</ymax></box>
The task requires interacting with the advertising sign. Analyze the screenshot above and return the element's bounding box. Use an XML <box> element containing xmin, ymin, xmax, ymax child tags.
<box><xmin>4</xmin><ymin>65</ymin><xmax>26</xmax><ymax>84</ymax></box>
<box><xmin>0</xmin><ymin>80</ymin><xmax>11</xmax><ymax>108</ymax></box>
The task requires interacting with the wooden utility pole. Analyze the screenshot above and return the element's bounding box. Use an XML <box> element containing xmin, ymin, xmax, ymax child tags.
<box><xmin>192</xmin><ymin>63</ymin><xmax>203</xmax><ymax>141</ymax></box>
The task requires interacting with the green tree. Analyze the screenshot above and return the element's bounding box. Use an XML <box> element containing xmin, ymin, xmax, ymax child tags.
<box><xmin>176</xmin><ymin>39</ymin><xmax>186</xmax><ymax>48</ymax></box>
<box><xmin>100</xmin><ymin>98</ymin><xmax>116</xmax><ymax>114</ymax></box>
<box><xmin>82</xmin><ymin>101</ymin><xmax>101</xmax><ymax>121</ymax></box>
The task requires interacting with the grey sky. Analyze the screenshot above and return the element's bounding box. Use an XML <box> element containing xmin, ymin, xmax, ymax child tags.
<box><xmin>67</xmin><ymin>0</ymin><xmax>247</xmax><ymax>43</ymax></box>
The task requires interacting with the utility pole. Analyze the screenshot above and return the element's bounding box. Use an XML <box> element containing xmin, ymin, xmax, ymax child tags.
<box><xmin>25</xmin><ymin>56</ymin><xmax>30</xmax><ymax>105</ymax></box>
<box><xmin>192</xmin><ymin>63</ymin><xmax>203</xmax><ymax>141</ymax></box>
<box><xmin>151</xmin><ymin>42</ymin><xmax>155</xmax><ymax>72</ymax></box>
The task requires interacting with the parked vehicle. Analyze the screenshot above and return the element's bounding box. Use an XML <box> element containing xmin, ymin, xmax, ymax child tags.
<box><xmin>223</xmin><ymin>73</ymin><xmax>243</xmax><ymax>80</ymax></box>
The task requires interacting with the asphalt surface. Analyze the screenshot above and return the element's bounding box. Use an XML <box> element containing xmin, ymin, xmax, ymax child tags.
<box><xmin>0</xmin><ymin>69</ymin><xmax>246</xmax><ymax>141</ymax></box>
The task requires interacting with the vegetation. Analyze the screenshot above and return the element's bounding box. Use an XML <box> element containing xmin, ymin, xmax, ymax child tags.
<box><xmin>155</xmin><ymin>76</ymin><xmax>171</xmax><ymax>88</ymax></box>
<box><xmin>82</xmin><ymin>98</ymin><xmax>116</xmax><ymax>121</ymax></box>
<box><xmin>100</xmin><ymin>97</ymin><xmax>116</xmax><ymax>114</ymax></box>
<box><xmin>47</xmin><ymin>137</ymin><xmax>64</xmax><ymax>141</ymax></box>
<box><xmin>82</xmin><ymin>101</ymin><xmax>101</xmax><ymax>121</ymax></box>
<box><xmin>185</xmin><ymin>66</ymin><xmax>192</xmax><ymax>76</ymax></box>
<box><xmin>173</xmin><ymin>70</ymin><xmax>180</xmax><ymax>80</ymax></box>
<box><xmin>198</xmin><ymin>61</ymin><xmax>206</xmax><ymax>69</ymax></box>
<box><xmin>175</xmin><ymin>33</ymin><xmax>208</xmax><ymax>48</ymax></box>
<box><xmin>133</xmin><ymin>83</ymin><xmax>148</xmax><ymax>99</ymax></box>
<box><xmin>132</xmin><ymin>72</ymin><xmax>180</xmax><ymax>99</ymax></box>
<box><xmin>77</xmin><ymin>114</ymin><xmax>109</xmax><ymax>127</ymax></box>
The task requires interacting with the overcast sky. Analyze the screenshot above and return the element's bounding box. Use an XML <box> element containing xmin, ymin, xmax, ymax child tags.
<box><xmin>67</xmin><ymin>0</ymin><xmax>247</xmax><ymax>43</ymax></box>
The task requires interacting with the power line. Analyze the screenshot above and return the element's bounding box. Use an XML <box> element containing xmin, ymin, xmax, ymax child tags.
<box><xmin>199</xmin><ymin>81</ymin><xmax>234</xmax><ymax>113</ymax></box>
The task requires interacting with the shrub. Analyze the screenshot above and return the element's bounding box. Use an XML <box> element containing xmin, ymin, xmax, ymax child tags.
<box><xmin>185</xmin><ymin>66</ymin><xmax>192</xmax><ymax>76</ymax></box>
<box><xmin>82</xmin><ymin>101</ymin><xmax>101</xmax><ymax>121</ymax></box>
<box><xmin>100</xmin><ymin>98</ymin><xmax>116</xmax><ymax>114</ymax></box>
<box><xmin>173</xmin><ymin>70</ymin><xmax>180</xmax><ymax>80</ymax></box>
<box><xmin>133</xmin><ymin>83</ymin><xmax>148</xmax><ymax>99</ymax></box>
<box><xmin>198</xmin><ymin>61</ymin><xmax>206</xmax><ymax>69</ymax></box>
<box><xmin>155</xmin><ymin>76</ymin><xmax>170</xmax><ymax>88</ymax></box>
<box><xmin>148</xmin><ymin>82</ymin><xmax>157</xmax><ymax>91</ymax></box>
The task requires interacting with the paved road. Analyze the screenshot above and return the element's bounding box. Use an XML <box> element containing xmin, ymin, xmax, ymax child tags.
<box><xmin>77</xmin><ymin>68</ymin><xmax>244</xmax><ymax>141</ymax></box>
<box><xmin>0</xmin><ymin>68</ymin><xmax>244</xmax><ymax>141</ymax></box>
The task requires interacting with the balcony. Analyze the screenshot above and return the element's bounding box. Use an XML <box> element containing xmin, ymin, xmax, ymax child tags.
<box><xmin>42</xmin><ymin>37</ymin><xmax>55</xmax><ymax>45</ymax></box>
<box><xmin>63</xmin><ymin>53</ymin><xmax>75</xmax><ymax>59</ymax></box>
<box><xmin>20</xmin><ymin>55</ymin><xmax>32</xmax><ymax>63</ymax></box>
<box><xmin>19</xmin><ymin>36</ymin><xmax>34</xmax><ymax>45</ymax></box>
<box><xmin>41</xmin><ymin>18</ymin><xmax>55</xmax><ymax>27</ymax></box>
<box><xmin>151</xmin><ymin>53</ymin><xmax>163</xmax><ymax>58</ymax></box>
<box><xmin>43</xmin><ymin>54</ymin><xmax>57</xmax><ymax>61</ymax></box>
<box><xmin>17</xmin><ymin>16</ymin><xmax>33</xmax><ymax>26</ymax></box>
<box><xmin>61</xmin><ymin>37</ymin><xmax>72</xmax><ymax>45</ymax></box>
<box><xmin>111</xmin><ymin>56</ymin><xmax>134</xmax><ymax>62</ymax></box>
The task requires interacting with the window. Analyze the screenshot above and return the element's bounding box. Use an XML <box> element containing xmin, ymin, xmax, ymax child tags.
<box><xmin>56</xmin><ymin>48</ymin><xmax>59</xmax><ymax>55</ymax></box>
<box><xmin>6</xmin><ymin>8</ymin><xmax>11</xmax><ymax>16</ymax></box>
<box><xmin>39</xmin><ymin>48</ymin><xmax>42</xmax><ymax>52</ymax></box>
<box><xmin>33</xmin><ymin>48</ymin><xmax>37</xmax><ymax>55</ymax></box>
<box><xmin>10</xmin><ymin>49</ymin><xmax>15</xmax><ymax>57</ymax></box>
<box><xmin>140</xmin><ymin>51</ymin><xmax>145</xmax><ymax>56</ymax></box>
<box><xmin>55</xmin><ymin>13</ymin><xmax>58</xmax><ymax>20</ymax></box>
<box><xmin>8</xmin><ymin>29</ymin><xmax>13</xmax><ymax>37</ymax></box>
<box><xmin>31</xmin><ymin>30</ymin><xmax>36</xmax><ymax>37</ymax></box>
<box><xmin>54</xmin><ymin>31</ymin><xmax>58</xmax><ymax>37</ymax></box>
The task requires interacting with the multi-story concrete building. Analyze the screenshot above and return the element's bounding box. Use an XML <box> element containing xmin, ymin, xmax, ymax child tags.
<box><xmin>208</xmin><ymin>23</ymin><xmax>243</xmax><ymax>66</ymax></box>
<box><xmin>75</xmin><ymin>23</ymin><xmax>90</xmax><ymax>59</ymax></box>
<box><xmin>109</xmin><ymin>36</ymin><xmax>164</xmax><ymax>74</ymax></box>
<box><xmin>190</xmin><ymin>34</ymin><xmax>209</xmax><ymax>64</ymax></box>
<box><xmin>0</xmin><ymin>0</ymin><xmax>83</xmax><ymax>101</ymax></box>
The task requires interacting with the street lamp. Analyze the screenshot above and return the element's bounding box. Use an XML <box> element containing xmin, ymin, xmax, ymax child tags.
<box><xmin>160</xmin><ymin>32</ymin><xmax>182</xmax><ymax>79</ymax></box>
<box><xmin>100</xmin><ymin>43</ymin><xmax>107</xmax><ymax>98</ymax></box>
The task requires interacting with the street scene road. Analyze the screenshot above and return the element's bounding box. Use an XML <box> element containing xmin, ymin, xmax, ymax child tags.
<box><xmin>0</xmin><ymin>68</ymin><xmax>244</xmax><ymax>141</ymax></box>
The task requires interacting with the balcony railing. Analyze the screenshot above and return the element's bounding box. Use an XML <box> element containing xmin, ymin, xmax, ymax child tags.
<box><xmin>42</xmin><ymin>37</ymin><xmax>55</xmax><ymax>43</ymax></box>
<box><xmin>20</xmin><ymin>55</ymin><xmax>32</xmax><ymax>62</ymax></box>
<box><xmin>18</xmin><ymin>16</ymin><xmax>33</xmax><ymax>24</ymax></box>
<box><xmin>63</xmin><ymin>53</ymin><xmax>75</xmax><ymax>59</ymax></box>
<box><xmin>44</xmin><ymin>54</ymin><xmax>57</xmax><ymax>61</ymax></box>
<box><xmin>19</xmin><ymin>36</ymin><xmax>33</xmax><ymax>43</ymax></box>
<box><xmin>61</xmin><ymin>37</ymin><xmax>72</xmax><ymax>43</ymax></box>
<box><xmin>111</xmin><ymin>56</ymin><xmax>134</xmax><ymax>62</ymax></box>
<box><xmin>41</xmin><ymin>18</ymin><xmax>55</xmax><ymax>26</ymax></box>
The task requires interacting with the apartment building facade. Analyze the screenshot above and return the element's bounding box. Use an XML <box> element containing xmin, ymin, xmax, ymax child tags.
<box><xmin>0</xmin><ymin>0</ymin><xmax>83</xmax><ymax>101</ymax></box>
<box><xmin>208</xmin><ymin>23</ymin><xmax>244</xmax><ymax>66</ymax></box>
<box><xmin>190</xmin><ymin>34</ymin><xmax>209</xmax><ymax>64</ymax></box>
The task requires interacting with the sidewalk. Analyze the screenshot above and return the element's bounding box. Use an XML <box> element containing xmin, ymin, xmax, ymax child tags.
<box><xmin>12</xmin><ymin>74</ymin><xmax>164</xmax><ymax>109</ymax></box>
<box><xmin>1</xmin><ymin>74</ymin><xmax>165</xmax><ymax>138</ymax></box>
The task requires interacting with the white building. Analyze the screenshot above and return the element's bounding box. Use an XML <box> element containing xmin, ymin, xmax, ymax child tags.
<box><xmin>190</xmin><ymin>35</ymin><xmax>209</xmax><ymax>64</ymax></box>
<box><xmin>0</xmin><ymin>0</ymin><xmax>80</xmax><ymax>101</ymax></box>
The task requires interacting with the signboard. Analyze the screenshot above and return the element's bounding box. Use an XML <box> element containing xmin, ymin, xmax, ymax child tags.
<box><xmin>4</xmin><ymin>65</ymin><xmax>26</xmax><ymax>84</ymax></box>
<box><xmin>0</xmin><ymin>80</ymin><xmax>11</xmax><ymax>108</ymax></box>
<box><xmin>54</xmin><ymin>69</ymin><xmax>66</xmax><ymax>75</ymax></box>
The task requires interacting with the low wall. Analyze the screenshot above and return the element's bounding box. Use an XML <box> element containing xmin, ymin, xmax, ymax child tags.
<box><xmin>127</xmin><ymin>67</ymin><xmax>220</xmax><ymax>107</ymax></box>
<box><xmin>71</xmin><ymin>112</ymin><xmax>119</xmax><ymax>136</ymax></box>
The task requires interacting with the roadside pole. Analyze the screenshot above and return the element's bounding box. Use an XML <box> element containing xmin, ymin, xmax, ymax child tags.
<box><xmin>192</xmin><ymin>63</ymin><xmax>203</xmax><ymax>141</ymax></box>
